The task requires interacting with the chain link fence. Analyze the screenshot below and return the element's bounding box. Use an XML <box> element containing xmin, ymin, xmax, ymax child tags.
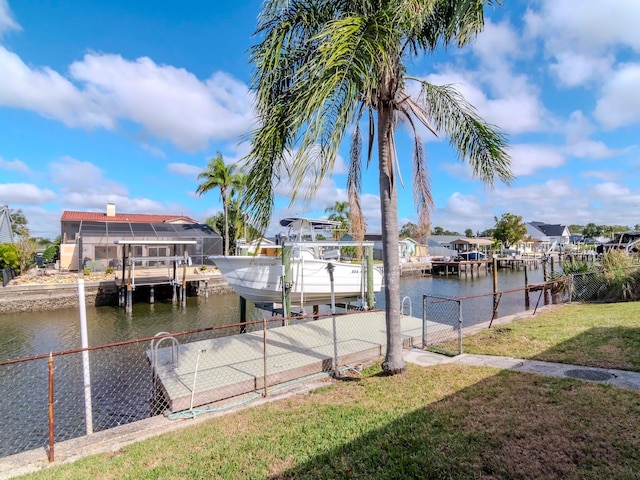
<box><xmin>423</xmin><ymin>295</ymin><xmax>461</xmax><ymax>356</ymax></box>
<box><xmin>570</xmin><ymin>266</ymin><xmax>640</xmax><ymax>302</ymax></box>
<box><xmin>0</xmin><ymin>308</ymin><xmax>423</xmax><ymax>461</ymax></box>
<box><xmin>422</xmin><ymin>276</ymin><xmax>574</xmax><ymax>355</ymax></box>
<box><xmin>2</xmin><ymin>266</ymin><xmax>638</xmax><ymax>462</ymax></box>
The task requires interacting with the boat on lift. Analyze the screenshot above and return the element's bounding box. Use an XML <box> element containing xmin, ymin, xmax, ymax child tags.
<box><xmin>211</xmin><ymin>217</ymin><xmax>383</xmax><ymax>311</ymax></box>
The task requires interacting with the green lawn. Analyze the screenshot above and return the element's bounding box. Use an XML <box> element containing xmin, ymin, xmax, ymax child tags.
<box><xmin>20</xmin><ymin>302</ymin><xmax>640</xmax><ymax>479</ymax></box>
<box><xmin>460</xmin><ymin>302</ymin><xmax>640</xmax><ymax>371</ymax></box>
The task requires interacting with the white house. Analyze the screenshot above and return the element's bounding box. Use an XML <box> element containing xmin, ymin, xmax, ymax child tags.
<box><xmin>526</xmin><ymin>221</ymin><xmax>571</xmax><ymax>253</ymax></box>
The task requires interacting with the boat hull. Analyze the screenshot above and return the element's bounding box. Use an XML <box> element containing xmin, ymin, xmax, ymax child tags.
<box><xmin>211</xmin><ymin>255</ymin><xmax>383</xmax><ymax>305</ymax></box>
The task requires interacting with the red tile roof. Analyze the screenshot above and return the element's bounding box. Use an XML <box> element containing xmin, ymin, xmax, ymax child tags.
<box><xmin>61</xmin><ymin>210</ymin><xmax>198</xmax><ymax>224</ymax></box>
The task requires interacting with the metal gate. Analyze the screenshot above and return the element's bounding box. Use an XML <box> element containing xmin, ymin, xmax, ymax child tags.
<box><xmin>422</xmin><ymin>294</ymin><xmax>462</xmax><ymax>356</ymax></box>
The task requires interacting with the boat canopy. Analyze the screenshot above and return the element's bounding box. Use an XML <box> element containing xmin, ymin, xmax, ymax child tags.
<box><xmin>279</xmin><ymin>217</ymin><xmax>341</xmax><ymax>230</ymax></box>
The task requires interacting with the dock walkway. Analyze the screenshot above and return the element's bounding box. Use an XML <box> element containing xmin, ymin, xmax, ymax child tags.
<box><xmin>151</xmin><ymin>311</ymin><xmax>452</xmax><ymax>412</ymax></box>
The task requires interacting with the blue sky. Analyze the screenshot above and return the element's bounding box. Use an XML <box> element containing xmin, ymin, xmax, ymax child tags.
<box><xmin>1</xmin><ymin>0</ymin><xmax>639</xmax><ymax>239</ymax></box>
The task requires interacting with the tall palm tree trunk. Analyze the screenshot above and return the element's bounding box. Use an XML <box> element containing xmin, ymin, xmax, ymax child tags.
<box><xmin>378</xmin><ymin>98</ymin><xmax>405</xmax><ymax>374</ymax></box>
<box><xmin>223</xmin><ymin>198</ymin><xmax>230</xmax><ymax>256</ymax></box>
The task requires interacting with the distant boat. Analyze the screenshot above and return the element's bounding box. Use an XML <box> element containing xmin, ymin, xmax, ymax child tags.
<box><xmin>456</xmin><ymin>251</ymin><xmax>486</xmax><ymax>261</ymax></box>
<box><xmin>211</xmin><ymin>218</ymin><xmax>383</xmax><ymax>309</ymax></box>
<box><xmin>596</xmin><ymin>231</ymin><xmax>640</xmax><ymax>255</ymax></box>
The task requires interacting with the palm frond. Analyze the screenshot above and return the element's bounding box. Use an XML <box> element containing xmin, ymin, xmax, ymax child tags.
<box><xmin>418</xmin><ymin>81</ymin><xmax>512</xmax><ymax>186</ymax></box>
<box><xmin>412</xmin><ymin>133</ymin><xmax>433</xmax><ymax>237</ymax></box>
<box><xmin>349</xmin><ymin>122</ymin><xmax>365</xmax><ymax>242</ymax></box>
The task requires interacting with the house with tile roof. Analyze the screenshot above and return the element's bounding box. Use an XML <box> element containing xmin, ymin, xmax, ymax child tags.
<box><xmin>60</xmin><ymin>203</ymin><xmax>222</xmax><ymax>271</ymax></box>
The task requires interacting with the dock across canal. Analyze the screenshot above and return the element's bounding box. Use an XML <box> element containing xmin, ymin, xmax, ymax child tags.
<box><xmin>149</xmin><ymin>311</ymin><xmax>453</xmax><ymax>412</ymax></box>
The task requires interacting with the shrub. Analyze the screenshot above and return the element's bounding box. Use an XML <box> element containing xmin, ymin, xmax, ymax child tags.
<box><xmin>83</xmin><ymin>268</ymin><xmax>91</xmax><ymax>276</ymax></box>
<box><xmin>42</xmin><ymin>245</ymin><xmax>59</xmax><ymax>264</ymax></box>
<box><xmin>105</xmin><ymin>267</ymin><xmax>114</xmax><ymax>274</ymax></box>
<box><xmin>0</xmin><ymin>243</ymin><xmax>20</xmax><ymax>271</ymax></box>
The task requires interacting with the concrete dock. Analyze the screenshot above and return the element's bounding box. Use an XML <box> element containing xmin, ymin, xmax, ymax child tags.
<box><xmin>150</xmin><ymin>311</ymin><xmax>454</xmax><ymax>412</ymax></box>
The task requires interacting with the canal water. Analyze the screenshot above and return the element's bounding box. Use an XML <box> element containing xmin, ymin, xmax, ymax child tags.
<box><xmin>0</xmin><ymin>267</ymin><xmax>547</xmax><ymax>361</ymax></box>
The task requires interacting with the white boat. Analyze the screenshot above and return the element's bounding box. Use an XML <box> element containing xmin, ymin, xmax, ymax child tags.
<box><xmin>211</xmin><ymin>218</ymin><xmax>383</xmax><ymax>308</ymax></box>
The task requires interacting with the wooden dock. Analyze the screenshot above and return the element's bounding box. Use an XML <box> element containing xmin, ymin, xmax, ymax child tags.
<box><xmin>149</xmin><ymin>311</ymin><xmax>453</xmax><ymax>412</ymax></box>
<box><xmin>431</xmin><ymin>260</ymin><xmax>491</xmax><ymax>276</ymax></box>
<box><xmin>495</xmin><ymin>257</ymin><xmax>541</xmax><ymax>270</ymax></box>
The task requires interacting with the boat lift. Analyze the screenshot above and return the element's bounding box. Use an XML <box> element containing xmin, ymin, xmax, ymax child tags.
<box><xmin>115</xmin><ymin>240</ymin><xmax>197</xmax><ymax>313</ymax></box>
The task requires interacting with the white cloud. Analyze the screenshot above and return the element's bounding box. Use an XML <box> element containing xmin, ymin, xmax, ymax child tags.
<box><xmin>529</xmin><ymin>0</ymin><xmax>640</xmax><ymax>53</ymax></box>
<box><xmin>0</xmin><ymin>182</ymin><xmax>56</xmax><ymax>204</ymax></box>
<box><xmin>49</xmin><ymin>156</ymin><xmax>127</xmax><ymax>196</ymax></box>
<box><xmin>63</xmin><ymin>192</ymin><xmax>167</xmax><ymax>213</ymax></box>
<box><xmin>581</xmin><ymin>170</ymin><xmax>620</xmax><ymax>182</ymax></box>
<box><xmin>424</xmin><ymin>68</ymin><xmax>545</xmax><ymax>135</ymax></box>
<box><xmin>0</xmin><ymin>0</ymin><xmax>20</xmax><ymax>38</ymax></box>
<box><xmin>140</xmin><ymin>143</ymin><xmax>166</xmax><ymax>158</ymax></box>
<box><xmin>594</xmin><ymin>63</ymin><xmax>640</xmax><ymax>129</ymax></box>
<box><xmin>527</xmin><ymin>0</ymin><xmax>640</xmax><ymax>89</ymax></box>
<box><xmin>0</xmin><ymin>156</ymin><xmax>30</xmax><ymax>173</ymax></box>
<box><xmin>360</xmin><ymin>193</ymin><xmax>381</xmax><ymax>233</ymax></box>
<box><xmin>591</xmin><ymin>182</ymin><xmax>630</xmax><ymax>198</ymax></box>
<box><xmin>508</xmin><ymin>144</ymin><xmax>565</xmax><ymax>176</ymax></box>
<box><xmin>472</xmin><ymin>19</ymin><xmax>521</xmax><ymax>65</ymax></box>
<box><xmin>549</xmin><ymin>51</ymin><xmax>614</xmax><ymax>87</ymax></box>
<box><xmin>0</xmin><ymin>47</ymin><xmax>255</xmax><ymax>152</ymax></box>
<box><xmin>563</xmin><ymin>111</ymin><xmax>623</xmax><ymax>160</ymax></box>
<box><xmin>436</xmin><ymin>193</ymin><xmax>495</xmax><ymax>231</ymax></box>
<box><xmin>69</xmin><ymin>53</ymin><xmax>255</xmax><ymax>151</ymax></box>
<box><xmin>167</xmin><ymin>162</ymin><xmax>201</xmax><ymax>176</ymax></box>
<box><xmin>0</xmin><ymin>47</ymin><xmax>113</xmax><ymax>128</ymax></box>
<box><xmin>494</xmin><ymin>179</ymin><xmax>574</xmax><ymax>202</ymax></box>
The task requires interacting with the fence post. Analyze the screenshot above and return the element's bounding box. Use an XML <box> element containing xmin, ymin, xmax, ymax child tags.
<box><xmin>457</xmin><ymin>300</ymin><xmax>463</xmax><ymax>355</ymax></box>
<box><xmin>524</xmin><ymin>265</ymin><xmax>530</xmax><ymax>309</ymax></box>
<box><xmin>263</xmin><ymin>317</ymin><xmax>268</xmax><ymax>397</ymax></box>
<box><xmin>48</xmin><ymin>353</ymin><xmax>55</xmax><ymax>463</ymax></box>
<box><xmin>492</xmin><ymin>257</ymin><xmax>499</xmax><ymax>321</ymax></box>
<box><xmin>422</xmin><ymin>295</ymin><xmax>427</xmax><ymax>348</ymax></box>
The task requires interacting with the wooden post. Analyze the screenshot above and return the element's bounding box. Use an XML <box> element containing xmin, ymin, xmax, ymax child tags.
<box><xmin>524</xmin><ymin>265</ymin><xmax>530</xmax><ymax>309</ymax></box>
<box><xmin>182</xmin><ymin>249</ymin><xmax>187</xmax><ymax>306</ymax></box>
<box><xmin>126</xmin><ymin>245</ymin><xmax>133</xmax><ymax>314</ymax></box>
<box><xmin>172</xmin><ymin>245</ymin><xmax>178</xmax><ymax>304</ymax></box>
<box><xmin>282</xmin><ymin>244</ymin><xmax>292</xmax><ymax>320</ymax></box>
<box><xmin>543</xmin><ymin>256</ymin><xmax>549</xmax><ymax>305</ymax></box>
<box><xmin>239</xmin><ymin>296</ymin><xmax>247</xmax><ymax>333</ymax></box>
<box><xmin>366</xmin><ymin>246</ymin><xmax>375</xmax><ymax>309</ymax></box>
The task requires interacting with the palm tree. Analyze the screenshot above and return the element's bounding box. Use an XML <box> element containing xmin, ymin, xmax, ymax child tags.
<box><xmin>325</xmin><ymin>201</ymin><xmax>351</xmax><ymax>239</ymax></box>
<box><xmin>243</xmin><ymin>0</ymin><xmax>513</xmax><ymax>374</ymax></box>
<box><xmin>196</xmin><ymin>153</ymin><xmax>243</xmax><ymax>256</ymax></box>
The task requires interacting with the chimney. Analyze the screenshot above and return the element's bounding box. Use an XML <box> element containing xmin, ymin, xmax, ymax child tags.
<box><xmin>106</xmin><ymin>202</ymin><xmax>116</xmax><ymax>217</ymax></box>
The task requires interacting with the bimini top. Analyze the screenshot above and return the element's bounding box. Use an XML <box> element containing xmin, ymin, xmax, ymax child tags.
<box><xmin>279</xmin><ymin>217</ymin><xmax>341</xmax><ymax>230</ymax></box>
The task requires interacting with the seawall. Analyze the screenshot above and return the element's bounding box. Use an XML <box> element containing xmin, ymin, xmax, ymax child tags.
<box><xmin>0</xmin><ymin>275</ymin><xmax>233</xmax><ymax>314</ymax></box>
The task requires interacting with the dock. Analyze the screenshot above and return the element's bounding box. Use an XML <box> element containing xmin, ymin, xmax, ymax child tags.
<box><xmin>431</xmin><ymin>260</ymin><xmax>491</xmax><ymax>276</ymax></box>
<box><xmin>149</xmin><ymin>311</ymin><xmax>453</xmax><ymax>413</ymax></box>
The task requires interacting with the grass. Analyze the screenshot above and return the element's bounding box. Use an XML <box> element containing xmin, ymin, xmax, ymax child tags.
<box><xmin>459</xmin><ymin>302</ymin><xmax>640</xmax><ymax>371</ymax></box>
<box><xmin>19</xmin><ymin>302</ymin><xmax>640</xmax><ymax>479</ymax></box>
